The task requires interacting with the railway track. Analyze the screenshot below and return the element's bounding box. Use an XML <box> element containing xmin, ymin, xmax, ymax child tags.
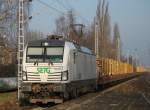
<box><xmin>24</xmin><ymin>73</ymin><xmax>144</xmax><ymax>110</ymax></box>
<box><xmin>29</xmin><ymin>73</ymin><xmax>149</xmax><ymax>110</ymax></box>
<box><xmin>0</xmin><ymin>73</ymin><xmax>145</xmax><ymax>110</ymax></box>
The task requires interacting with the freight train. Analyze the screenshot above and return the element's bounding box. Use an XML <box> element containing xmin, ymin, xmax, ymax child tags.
<box><xmin>18</xmin><ymin>35</ymin><xmax>147</xmax><ymax>104</ymax></box>
<box><xmin>96</xmin><ymin>58</ymin><xmax>146</xmax><ymax>85</ymax></box>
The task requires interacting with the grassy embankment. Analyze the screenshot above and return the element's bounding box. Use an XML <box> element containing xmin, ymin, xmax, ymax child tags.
<box><xmin>0</xmin><ymin>92</ymin><xmax>16</xmax><ymax>105</ymax></box>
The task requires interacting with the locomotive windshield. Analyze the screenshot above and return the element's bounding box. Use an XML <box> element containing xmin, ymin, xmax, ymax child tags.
<box><xmin>27</xmin><ymin>47</ymin><xmax>44</xmax><ymax>63</ymax></box>
<box><xmin>45</xmin><ymin>47</ymin><xmax>63</xmax><ymax>63</ymax></box>
<box><xmin>26</xmin><ymin>46</ymin><xmax>64</xmax><ymax>63</ymax></box>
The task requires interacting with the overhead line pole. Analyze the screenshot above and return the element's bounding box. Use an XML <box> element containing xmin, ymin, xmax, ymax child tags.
<box><xmin>18</xmin><ymin>0</ymin><xmax>24</xmax><ymax>100</ymax></box>
<box><xmin>95</xmin><ymin>17</ymin><xmax>99</xmax><ymax>58</ymax></box>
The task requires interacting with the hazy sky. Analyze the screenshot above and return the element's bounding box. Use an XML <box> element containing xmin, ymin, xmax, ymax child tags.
<box><xmin>29</xmin><ymin>0</ymin><xmax>150</xmax><ymax>67</ymax></box>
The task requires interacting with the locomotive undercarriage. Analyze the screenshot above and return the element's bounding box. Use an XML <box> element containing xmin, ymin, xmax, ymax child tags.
<box><xmin>20</xmin><ymin>79</ymin><xmax>96</xmax><ymax>104</ymax></box>
<box><xmin>21</xmin><ymin>83</ymin><xmax>66</xmax><ymax>104</ymax></box>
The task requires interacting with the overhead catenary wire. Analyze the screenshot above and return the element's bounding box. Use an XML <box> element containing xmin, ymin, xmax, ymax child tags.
<box><xmin>55</xmin><ymin>0</ymin><xmax>69</xmax><ymax>10</ymax></box>
<box><xmin>37</xmin><ymin>0</ymin><xmax>90</xmax><ymax>26</ymax></box>
<box><xmin>36</xmin><ymin>1</ymin><xmax>58</xmax><ymax>16</ymax></box>
<box><xmin>30</xmin><ymin>0</ymin><xmax>90</xmax><ymax>31</ymax></box>
<box><xmin>56</xmin><ymin>0</ymin><xmax>90</xmax><ymax>25</ymax></box>
<box><xmin>37</xmin><ymin>0</ymin><xmax>66</xmax><ymax>15</ymax></box>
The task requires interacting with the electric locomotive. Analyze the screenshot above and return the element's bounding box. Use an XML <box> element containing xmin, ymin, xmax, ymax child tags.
<box><xmin>19</xmin><ymin>35</ymin><xmax>96</xmax><ymax>104</ymax></box>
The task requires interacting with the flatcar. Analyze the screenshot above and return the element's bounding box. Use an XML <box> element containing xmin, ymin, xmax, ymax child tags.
<box><xmin>19</xmin><ymin>35</ymin><xmax>96</xmax><ymax>104</ymax></box>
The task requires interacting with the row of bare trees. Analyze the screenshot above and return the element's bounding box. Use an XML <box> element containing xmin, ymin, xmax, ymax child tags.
<box><xmin>54</xmin><ymin>0</ymin><xmax>121</xmax><ymax>61</ymax></box>
<box><xmin>0</xmin><ymin>0</ymin><xmax>121</xmax><ymax>61</ymax></box>
<box><xmin>0</xmin><ymin>0</ymin><xmax>122</xmax><ymax>61</ymax></box>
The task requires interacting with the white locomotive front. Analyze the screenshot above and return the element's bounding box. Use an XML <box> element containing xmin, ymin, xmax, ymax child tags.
<box><xmin>20</xmin><ymin>36</ymin><xmax>96</xmax><ymax>104</ymax></box>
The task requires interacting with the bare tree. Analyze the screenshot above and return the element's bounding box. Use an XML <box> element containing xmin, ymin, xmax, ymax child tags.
<box><xmin>96</xmin><ymin>0</ymin><xmax>112</xmax><ymax>58</ymax></box>
<box><xmin>112</xmin><ymin>23</ymin><xmax>121</xmax><ymax>60</ymax></box>
<box><xmin>55</xmin><ymin>15</ymin><xmax>68</xmax><ymax>37</ymax></box>
<box><xmin>0</xmin><ymin>0</ymin><xmax>18</xmax><ymax>47</ymax></box>
<box><xmin>54</xmin><ymin>0</ymin><xmax>123</xmax><ymax>59</ymax></box>
<box><xmin>82</xmin><ymin>22</ymin><xmax>95</xmax><ymax>50</ymax></box>
<box><xmin>0</xmin><ymin>0</ymin><xmax>32</xmax><ymax>48</ymax></box>
<box><xmin>55</xmin><ymin>9</ymin><xmax>83</xmax><ymax>43</ymax></box>
<box><xmin>25</xmin><ymin>30</ymin><xmax>44</xmax><ymax>44</ymax></box>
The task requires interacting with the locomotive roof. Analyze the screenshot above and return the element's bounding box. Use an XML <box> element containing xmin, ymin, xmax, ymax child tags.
<box><xmin>27</xmin><ymin>39</ymin><xmax>94</xmax><ymax>55</ymax></box>
<box><xmin>28</xmin><ymin>39</ymin><xmax>65</xmax><ymax>47</ymax></box>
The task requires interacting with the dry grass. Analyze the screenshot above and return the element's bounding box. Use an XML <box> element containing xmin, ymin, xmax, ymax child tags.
<box><xmin>0</xmin><ymin>92</ymin><xmax>21</xmax><ymax>110</ymax></box>
<box><xmin>0</xmin><ymin>92</ymin><xmax>16</xmax><ymax>105</ymax></box>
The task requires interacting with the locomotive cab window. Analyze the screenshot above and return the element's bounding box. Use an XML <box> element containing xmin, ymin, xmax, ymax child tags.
<box><xmin>45</xmin><ymin>47</ymin><xmax>64</xmax><ymax>63</ymax></box>
<box><xmin>27</xmin><ymin>47</ymin><xmax>44</xmax><ymax>63</ymax></box>
<box><xmin>26</xmin><ymin>46</ymin><xmax>64</xmax><ymax>63</ymax></box>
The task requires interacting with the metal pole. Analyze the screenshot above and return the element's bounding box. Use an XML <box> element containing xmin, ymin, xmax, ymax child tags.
<box><xmin>95</xmin><ymin>17</ymin><xmax>99</xmax><ymax>59</ymax></box>
<box><xmin>117</xmin><ymin>35</ymin><xmax>120</xmax><ymax>61</ymax></box>
<box><xmin>18</xmin><ymin>0</ymin><xmax>24</xmax><ymax>100</ymax></box>
<box><xmin>94</xmin><ymin>17</ymin><xmax>97</xmax><ymax>55</ymax></box>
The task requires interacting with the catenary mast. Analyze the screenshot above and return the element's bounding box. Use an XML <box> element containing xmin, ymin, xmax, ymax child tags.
<box><xmin>18</xmin><ymin>0</ymin><xmax>24</xmax><ymax>100</ymax></box>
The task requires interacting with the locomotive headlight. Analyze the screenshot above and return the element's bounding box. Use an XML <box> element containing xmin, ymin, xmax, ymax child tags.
<box><xmin>22</xmin><ymin>71</ymin><xmax>27</xmax><ymax>80</ymax></box>
<box><xmin>44</xmin><ymin>42</ymin><xmax>48</xmax><ymax>46</ymax></box>
<box><xmin>61</xmin><ymin>71</ymin><xmax>68</xmax><ymax>81</ymax></box>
